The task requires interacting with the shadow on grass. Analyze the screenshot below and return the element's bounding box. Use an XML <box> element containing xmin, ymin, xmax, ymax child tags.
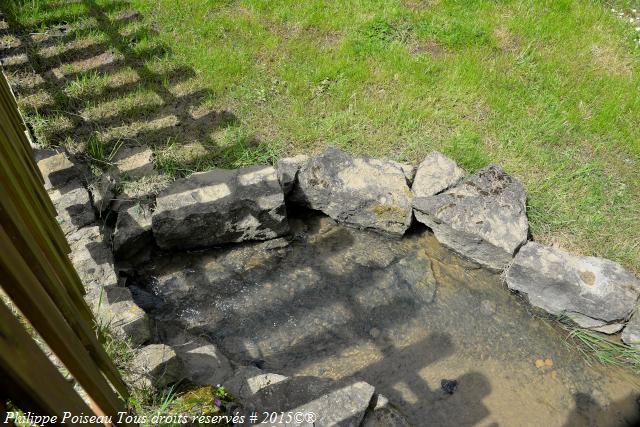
<box><xmin>0</xmin><ymin>0</ymin><xmax>270</xmax><ymax>176</ymax></box>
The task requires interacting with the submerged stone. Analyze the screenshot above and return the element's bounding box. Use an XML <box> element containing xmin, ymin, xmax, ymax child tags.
<box><xmin>506</xmin><ymin>242</ymin><xmax>640</xmax><ymax>327</ymax></box>
<box><xmin>152</xmin><ymin>165</ymin><xmax>289</xmax><ymax>250</ymax></box>
<box><xmin>413</xmin><ymin>165</ymin><xmax>528</xmax><ymax>270</ymax></box>
<box><xmin>291</xmin><ymin>146</ymin><xmax>413</xmax><ymax>236</ymax></box>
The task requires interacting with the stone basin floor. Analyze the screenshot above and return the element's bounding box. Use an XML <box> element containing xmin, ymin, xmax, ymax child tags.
<box><xmin>129</xmin><ymin>211</ymin><xmax>640</xmax><ymax>426</ymax></box>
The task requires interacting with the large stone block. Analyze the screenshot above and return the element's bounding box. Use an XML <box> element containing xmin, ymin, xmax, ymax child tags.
<box><xmin>507</xmin><ymin>242</ymin><xmax>640</xmax><ymax>329</ymax></box>
<box><xmin>413</xmin><ymin>165</ymin><xmax>528</xmax><ymax>270</ymax></box>
<box><xmin>152</xmin><ymin>165</ymin><xmax>289</xmax><ymax>250</ymax></box>
<box><xmin>291</xmin><ymin>147</ymin><xmax>413</xmax><ymax>237</ymax></box>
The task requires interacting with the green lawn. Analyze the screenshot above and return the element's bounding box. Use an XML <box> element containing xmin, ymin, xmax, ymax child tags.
<box><xmin>4</xmin><ymin>0</ymin><xmax>640</xmax><ymax>273</ymax></box>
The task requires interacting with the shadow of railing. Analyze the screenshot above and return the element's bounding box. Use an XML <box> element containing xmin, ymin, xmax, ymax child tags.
<box><xmin>130</xmin><ymin>209</ymin><xmax>493</xmax><ymax>425</ymax></box>
<box><xmin>0</xmin><ymin>0</ymin><xmax>239</xmax><ymax>174</ymax></box>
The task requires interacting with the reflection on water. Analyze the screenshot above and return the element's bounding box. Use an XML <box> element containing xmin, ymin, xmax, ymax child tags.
<box><xmin>131</xmin><ymin>212</ymin><xmax>640</xmax><ymax>426</ymax></box>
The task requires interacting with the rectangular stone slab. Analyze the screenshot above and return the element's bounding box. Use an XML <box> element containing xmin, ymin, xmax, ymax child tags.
<box><xmin>152</xmin><ymin>165</ymin><xmax>289</xmax><ymax>250</ymax></box>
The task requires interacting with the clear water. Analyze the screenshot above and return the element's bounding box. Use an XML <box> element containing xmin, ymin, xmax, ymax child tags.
<box><xmin>132</xmin><ymin>212</ymin><xmax>640</xmax><ymax>426</ymax></box>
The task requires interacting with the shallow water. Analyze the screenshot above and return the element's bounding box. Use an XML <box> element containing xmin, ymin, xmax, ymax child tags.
<box><xmin>132</xmin><ymin>212</ymin><xmax>640</xmax><ymax>426</ymax></box>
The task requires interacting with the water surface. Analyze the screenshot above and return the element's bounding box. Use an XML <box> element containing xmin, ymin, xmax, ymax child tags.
<box><xmin>132</xmin><ymin>212</ymin><xmax>640</xmax><ymax>426</ymax></box>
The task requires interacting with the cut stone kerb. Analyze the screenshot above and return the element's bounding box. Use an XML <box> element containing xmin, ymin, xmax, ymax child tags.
<box><xmin>152</xmin><ymin>165</ymin><xmax>289</xmax><ymax>250</ymax></box>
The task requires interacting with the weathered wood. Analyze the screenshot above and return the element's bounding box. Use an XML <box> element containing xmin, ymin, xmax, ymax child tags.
<box><xmin>0</xmin><ymin>299</ymin><xmax>95</xmax><ymax>419</ymax></box>
<box><xmin>0</xmin><ymin>66</ymin><xmax>134</xmax><ymax>425</ymax></box>
<box><xmin>0</xmin><ymin>225</ymin><xmax>130</xmax><ymax>420</ymax></box>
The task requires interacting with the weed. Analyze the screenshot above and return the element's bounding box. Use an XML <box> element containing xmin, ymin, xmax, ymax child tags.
<box><xmin>565</xmin><ymin>327</ymin><xmax>640</xmax><ymax>373</ymax></box>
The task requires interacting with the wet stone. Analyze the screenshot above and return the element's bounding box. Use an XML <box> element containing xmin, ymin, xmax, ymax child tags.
<box><xmin>413</xmin><ymin>165</ymin><xmax>528</xmax><ymax>271</ymax></box>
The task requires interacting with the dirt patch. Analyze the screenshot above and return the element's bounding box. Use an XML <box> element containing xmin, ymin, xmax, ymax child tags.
<box><xmin>494</xmin><ymin>27</ymin><xmax>521</xmax><ymax>53</ymax></box>
<box><xmin>410</xmin><ymin>39</ymin><xmax>445</xmax><ymax>57</ymax></box>
<box><xmin>590</xmin><ymin>43</ymin><xmax>632</xmax><ymax>77</ymax></box>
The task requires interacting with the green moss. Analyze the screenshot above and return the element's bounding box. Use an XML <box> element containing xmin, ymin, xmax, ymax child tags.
<box><xmin>371</xmin><ymin>203</ymin><xmax>406</xmax><ymax>221</ymax></box>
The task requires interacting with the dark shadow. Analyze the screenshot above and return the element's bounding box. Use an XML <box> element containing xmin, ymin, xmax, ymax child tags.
<box><xmin>125</xmin><ymin>210</ymin><xmax>493</xmax><ymax>425</ymax></box>
<box><xmin>562</xmin><ymin>392</ymin><xmax>640</xmax><ymax>427</ymax></box>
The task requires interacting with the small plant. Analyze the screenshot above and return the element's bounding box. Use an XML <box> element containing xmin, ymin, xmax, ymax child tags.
<box><xmin>86</xmin><ymin>134</ymin><xmax>124</xmax><ymax>168</ymax></box>
<box><xmin>565</xmin><ymin>327</ymin><xmax>640</xmax><ymax>373</ymax></box>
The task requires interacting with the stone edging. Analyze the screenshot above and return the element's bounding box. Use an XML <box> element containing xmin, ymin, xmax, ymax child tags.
<box><xmin>34</xmin><ymin>144</ymin><xmax>640</xmax><ymax>424</ymax></box>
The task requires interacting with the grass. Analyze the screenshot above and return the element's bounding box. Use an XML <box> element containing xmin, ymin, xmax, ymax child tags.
<box><xmin>3</xmin><ymin>0</ymin><xmax>640</xmax><ymax>275</ymax></box>
<box><xmin>96</xmin><ymin>318</ymin><xmax>233</xmax><ymax>426</ymax></box>
<box><xmin>565</xmin><ymin>327</ymin><xmax>640</xmax><ymax>373</ymax></box>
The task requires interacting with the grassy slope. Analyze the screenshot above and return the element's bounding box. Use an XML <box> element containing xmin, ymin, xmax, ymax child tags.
<box><xmin>7</xmin><ymin>0</ymin><xmax>640</xmax><ymax>273</ymax></box>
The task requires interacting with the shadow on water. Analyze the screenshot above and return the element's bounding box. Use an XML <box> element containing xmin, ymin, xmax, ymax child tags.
<box><xmin>128</xmin><ymin>209</ymin><xmax>640</xmax><ymax>426</ymax></box>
